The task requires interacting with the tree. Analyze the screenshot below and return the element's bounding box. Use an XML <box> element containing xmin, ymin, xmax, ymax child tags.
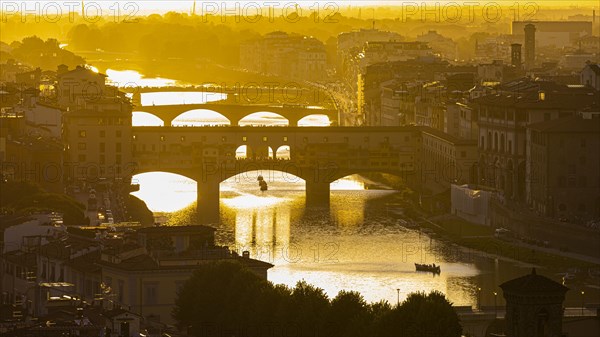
<box><xmin>328</xmin><ymin>290</ymin><xmax>372</xmax><ymax>337</ymax></box>
<box><xmin>173</xmin><ymin>263</ymin><xmax>462</xmax><ymax>337</ymax></box>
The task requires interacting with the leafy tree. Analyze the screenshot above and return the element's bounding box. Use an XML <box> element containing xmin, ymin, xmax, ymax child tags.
<box><xmin>328</xmin><ymin>290</ymin><xmax>371</xmax><ymax>337</ymax></box>
<box><xmin>173</xmin><ymin>263</ymin><xmax>462</xmax><ymax>337</ymax></box>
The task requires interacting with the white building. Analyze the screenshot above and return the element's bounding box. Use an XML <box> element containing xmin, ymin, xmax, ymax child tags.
<box><xmin>451</xmin><ymin>184</ymin><xmax>492</xmax><ymax>225</ymax></box>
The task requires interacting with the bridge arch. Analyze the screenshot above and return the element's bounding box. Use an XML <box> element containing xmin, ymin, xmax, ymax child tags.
<box><xmin>298</xmin><ymin>114</ymin><xmax>332</xmax><ymax>126</ymax></box>
<box><xmin>132</xmin><ymin>111</ymin><xmax>165</xmax><ymax>127</ymax></box>
<box><xmin>172</xmin><ymin>109</ymin><xmax>231</xmax><ymax>126</ymax></box>
<box><xmin>275</xmin><ymin>145</ymin><xmax>291</xmax><ymax>160</ymax></box>
<box><xmin>131</xmin><ymin>171</ymin><xmax>198</xmax><ymax>212</ymax></box>
<box><xmin>238</xmin><ymin>111</ymin><xmax>288</xmax><ymax>126</ymax></box>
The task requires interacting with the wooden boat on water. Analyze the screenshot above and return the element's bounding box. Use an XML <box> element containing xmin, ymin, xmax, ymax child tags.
<box><xmin>415</xmin><ymin>263</ymin><xmax>441</xmax><ymax>274</ymax></box>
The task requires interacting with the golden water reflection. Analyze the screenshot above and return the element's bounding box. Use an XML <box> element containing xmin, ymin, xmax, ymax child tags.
<box><xmin>219</xmin><ymin>189</ymin><xmax>482</xmax><ymax>306</ymax></box>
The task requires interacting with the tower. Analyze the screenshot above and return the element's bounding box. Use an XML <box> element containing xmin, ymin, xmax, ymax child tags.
<box><xmin>524</xmin><ymin>23</ymin><xmax>536</xmax><ymax>70</ymax></box>
<box><xmin>500</xmin><ymin>268</ymin><xmax>568</xmax><ymax>337</ymax></box>
<box><xmin>511</xmin><ymin>43</ymin><xmax>522</xmax><ymax>68</ymax></box>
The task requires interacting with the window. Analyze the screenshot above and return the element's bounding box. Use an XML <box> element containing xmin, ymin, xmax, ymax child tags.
<box><xmin>262</xmin><ymin>136</ymin><xmax>268</xmax><ymax>142</ymax></box>
<box><xmin>79</xmin><ymin>130</ymin><xmax>86</xmax><ymax>138</ymax></box>
<box><xmin>100</xmin><ymin>130</ymin><xmax>105</xmax><ymax>138</ymax></box>
<box><xmin>78</xmin><ymin>143</ymin><xmax>86</xmax><ymax>150</ymax></box>
<box><xmin>144</xmin><ymin>282</ymin><xmax>158</xmax><ymax>305</ymax></box>
<box><xmin>242</xmin><ymin>136</ymin><xmax>247</xmax><ymax>142</ymax></box>
<box><xmin>118</xmin><ymin>280</ymin><xmax>124</xmax><ymax>303</ymax></box>
<box><xmin>283</xmin><ymin>136</ymin><xmax>288</xmax><ymax>142</ymax></box>
<box><xmin>160</xmin><ymin>136</ymin><xmax>165</xmax><ymax>141</ymax></box>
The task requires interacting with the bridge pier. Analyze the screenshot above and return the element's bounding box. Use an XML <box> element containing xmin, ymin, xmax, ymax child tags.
<box><xmin>197</xmin><ymin>178</ymin><xmax>221</xmax><ymax>224</ymax></box>
<box><xmin>305</xmin><ymin>180</ymin><xmax>331</xmax><ymax>208</ymax></box>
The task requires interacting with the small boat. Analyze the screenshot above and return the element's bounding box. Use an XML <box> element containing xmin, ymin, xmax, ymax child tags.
<box><xmin>415</xmin><ymin>263</ymin><xmax>441</xmax><ymax>274</ymax></box>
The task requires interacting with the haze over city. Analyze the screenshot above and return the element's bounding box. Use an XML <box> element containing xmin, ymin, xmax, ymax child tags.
<box><xmin>0</xmin><ymin>1</ymin><xmax>599</xmax><ymax>336</ymax></box>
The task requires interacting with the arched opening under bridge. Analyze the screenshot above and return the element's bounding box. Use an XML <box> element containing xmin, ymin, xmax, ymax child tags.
<box><xmin>238</xmin><ymin>111</ymin><xmax>288</xmax><ymax>127</ymax></box>
<box><xmin>298</xmin><ymin>114</ymin><xmax>331</xmax><ymax>126</ymax></box>
<box><xmin>132</xmin><ymin>111</ymin><xmax>165</xmax><ymax>127</ymax></box>
<box><xmin>172</xmin><ymin>109</ymin><xmax>231</xmax><ymax>126</ymax></box>
<box><xmin>131</xmin><ymin>172</ymin><xmax>197</xmax><ymax>213</ymax></box>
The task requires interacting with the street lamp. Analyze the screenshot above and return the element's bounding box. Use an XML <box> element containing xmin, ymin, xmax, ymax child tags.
<box><xmin>493</xmin><ymin>291</ymin><xmax>498</xmax><ymax>318</ymax></box>
<box><xmin>581</xmin><ymin>291</ymin><xmax>585</xmax><ymax>315</ymax></box>
<box><xmin>396</xmin><ymin>288</ymin><xmax>400</xmax><ymax>307</ymax></box>
<box><xmin>477</xmin><ymin>287</ymin><xmax>482</xmax><ymax>310</ymax></box>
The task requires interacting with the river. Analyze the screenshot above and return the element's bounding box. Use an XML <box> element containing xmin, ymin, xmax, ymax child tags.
<box><xmin>110</xmin><ymin>68</ymin><xmax>595</xmax><ymax>308</ymax></box>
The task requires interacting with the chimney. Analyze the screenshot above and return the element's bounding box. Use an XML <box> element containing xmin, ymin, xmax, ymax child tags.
<box><xmin>242</xmin><ymin>251</ymin><xmax>250</xmax><ymax>259</ymax></box>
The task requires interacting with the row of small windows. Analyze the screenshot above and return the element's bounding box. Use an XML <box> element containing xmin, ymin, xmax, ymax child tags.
<box><xmin>78</xmin><ymin>154</ymin><xmax>122</xmax><ymax>165</ymax></box>
<box><xmin>77</xmin><ymin>143</ymin><xmax>121</xmax><ymax>152</ymax></box>
<box><xmin>79</xmin><ymin>130</ymin><xmax>122</xmax><ymax>138</ymax></box>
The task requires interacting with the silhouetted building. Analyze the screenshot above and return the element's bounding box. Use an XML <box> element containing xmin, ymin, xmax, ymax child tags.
<box><xmin>500</xmin><ymin>268</ymin><xmax>568</xmax><ymax>337</ymax></box>
<box><xmin>512</xmin><ymin>21</ymin><xmax>593</xmax><ymax>48</ymax></box>
<box><xmin>471</xmin><ymin>79</ymin><xmax>599</xmax><ymax>201</ymax></box>
<box><xmin>526</xmin><ymin>113</ymin><xmax>600</xmax><ymax>220</ymax></box>
<box><xmin>581</xmin><ymin>63</ymin><xmax>600</xmax><ymax>91</ymax></box>
<box><xmin>524</xmin><ymin>24</ymin><xmax>536</xmax><ymax>70</ymax></box>
<box><xmin>511</xmin><ymin>43</ymin><xmax>522</xmax><ymax>68</ymax></box>
<box><xmin>240</xmin><ymin>31</ymin><xmax>327</xmax><ymax>82</ymax></box>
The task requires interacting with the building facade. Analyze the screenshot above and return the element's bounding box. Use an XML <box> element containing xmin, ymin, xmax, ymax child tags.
<box><xmin>526</xmin><ymin>114</ymin><xmax>600</xmax><ymax>221</ymax></box>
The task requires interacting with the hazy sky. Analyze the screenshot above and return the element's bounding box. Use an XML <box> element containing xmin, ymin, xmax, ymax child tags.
<box><xmin>5</xmin><ymin>1</ymin><xmax>598</xmax><ymax>15</ymax></box>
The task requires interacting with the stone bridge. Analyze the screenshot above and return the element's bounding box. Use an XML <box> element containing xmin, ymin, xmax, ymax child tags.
<box><xmin>134</xmin><ymin>103</ymin><xmax>339</xmax><ymax>126</ymax></box>
<box><xmin>132</xmin><ymin>126</ymin><xmax>423</xmax><ymax>223</ymax></box>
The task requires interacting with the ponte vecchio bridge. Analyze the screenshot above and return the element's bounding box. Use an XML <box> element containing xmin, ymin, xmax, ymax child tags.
<box><xmin>136</xmin><ymin>103</ymin><xmax>339</xmax><ymax>126</ymax></box>
<box><xmin>131</xmin><ymin>126</ymin><xmax>424</xmax><ymax>223</ymax></box>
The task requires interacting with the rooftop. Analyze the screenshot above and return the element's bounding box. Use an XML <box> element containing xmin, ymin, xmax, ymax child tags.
<box><xmin>527</xmin><ymin>114</ymin><xmax>600</xmax><ymax>133</ymax></box>
<box><xmin>500</xmin><ymin>268</ymin><xmax>568</xmax><ymax>294</ymax></box>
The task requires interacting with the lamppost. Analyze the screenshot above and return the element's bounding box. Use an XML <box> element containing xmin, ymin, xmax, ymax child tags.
<box><xmin>396</xmin><ymin>288</ymin><xmax>400</xmax><ymax>306</ymax></box>
<box><xmin>477</xmin><ymin>287</ymin><xmax>482</xmax><ymax>310</ymax></box>
<box><xmin>493</xmin><ymin>291</ymin><xmax>498</xmax><ymax>318</ymax></box>
<box><xmin>581</xmin><ymin>290</ymin><xmax>585</xmax><ymax>315</ymax></box>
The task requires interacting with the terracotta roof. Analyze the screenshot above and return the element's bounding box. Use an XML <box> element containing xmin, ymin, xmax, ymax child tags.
<box><xmin>500</xmin><ymin>268</ymin><xmax>568</xmax><ymax>294</ymax></box>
